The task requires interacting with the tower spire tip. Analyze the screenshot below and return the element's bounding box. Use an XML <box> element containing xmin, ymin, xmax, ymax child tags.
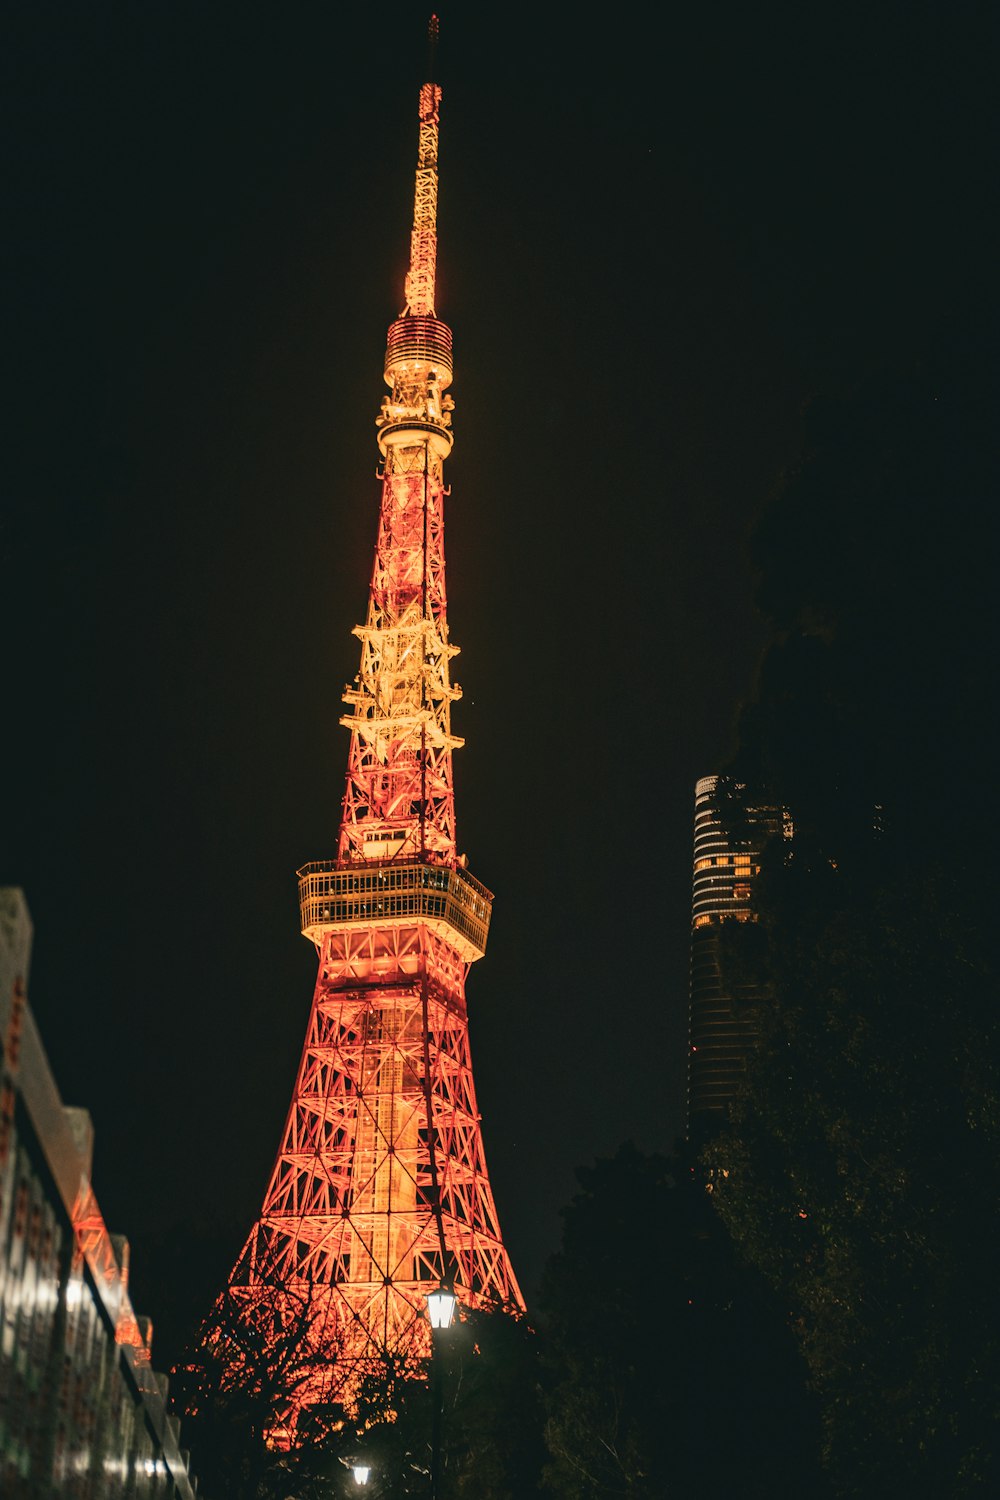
<box><xmin>427</xmin><ymin>13</ymin><xmax>440</xmax><ymax>82</ymax></box>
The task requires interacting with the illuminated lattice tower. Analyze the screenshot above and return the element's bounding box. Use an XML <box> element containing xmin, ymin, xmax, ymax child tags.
<box><xmin>230</xmin><ymin>28</ymin><xmax>522</xmax><ymax>1414</ymax></box>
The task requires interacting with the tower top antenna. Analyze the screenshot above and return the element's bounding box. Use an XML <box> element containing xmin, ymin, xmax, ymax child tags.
<box><xmin>427</xmin><ymin>14</ymin><xmax>440</xmax><ymax>82</ymax></box>
<box><xmin>403</xmin><ymin>20</ymin><xmax>443</xmax><ymax>318</ymax></box>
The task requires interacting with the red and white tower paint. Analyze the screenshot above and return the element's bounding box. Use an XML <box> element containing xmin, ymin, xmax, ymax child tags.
<box><xmin>230</xmin><ymin>18</ymin><xmax>522</xmax><ymax>1413</ymax></box>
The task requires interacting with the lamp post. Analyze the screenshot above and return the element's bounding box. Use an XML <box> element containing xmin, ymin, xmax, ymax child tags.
<box><xmin>350</xmin><ymin>1464</ymin><xmax>371</xmax><ymax>1487</ymax></box>
<box><xmin>426</xmin><ymin>1284</ymin><xmax>456</xmax><ymax>1498</ymax></box>
<box><xmin>426</xmin><ymin>1285</ymin><xmax>457</xmax><ymax>1331</ymax></box>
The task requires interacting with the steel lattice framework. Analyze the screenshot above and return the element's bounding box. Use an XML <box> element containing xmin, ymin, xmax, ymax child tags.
<box><xmin>229</xmin><ymin>30</ymin><xmax>522</xmax><ymax>1423</ymax></box>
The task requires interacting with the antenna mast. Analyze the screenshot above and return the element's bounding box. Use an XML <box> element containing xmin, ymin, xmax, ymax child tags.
<box><xmin>404</xmin><ymin>16</ymin><xmax>443</xmax><ymax>316</ymax></box>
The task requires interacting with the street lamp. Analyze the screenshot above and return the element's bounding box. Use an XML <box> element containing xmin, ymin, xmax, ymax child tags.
<box><xmin>426</xmin><ymin>1284</ymin><xmax>457</xmax><ymax>1331</ymax></box>
<box><xmin>426</xmin><ymin>1284</ymin><xmax>456</xmax><ymax>1498</ymax></box>
<box><xmin>350</xmin><ymin>1463</ymin><xmax>371</xmax><ymax>1487</ymax></box>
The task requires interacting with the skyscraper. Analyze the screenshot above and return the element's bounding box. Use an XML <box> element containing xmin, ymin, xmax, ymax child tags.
<box><xmin>687</xmin><ymin>775</ymin><xmax>781</xmax><ymax>1134</ymax></box>
<box><xmin>229</xmin><ymin>25</ymin><xmax>521</xmax><ymax>1426</ymax></box>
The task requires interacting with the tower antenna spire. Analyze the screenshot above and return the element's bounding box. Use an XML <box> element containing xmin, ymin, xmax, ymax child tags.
<box><xmin>426</xmin><ymin>13</ymin><xmax>440</xmax><ymax>83</ymax></box>
<box><xmin>404</xmin><ymin>21</ymin><xmax>443</xmax><ymax>317</ymax></box>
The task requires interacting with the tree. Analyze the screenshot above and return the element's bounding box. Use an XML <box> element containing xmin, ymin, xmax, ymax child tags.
<box><xmin>356</xmin><ymin>1302</ymin><xmax>546</xmax><ymax>1499</ymax></box>
<box><xmin>704</xmin><ymin>338</ymin><xmax>1000</xmax><ymax>1494</ymax></box>
<box><xmin>173</xmin><ymin>1286</ymin><xmax>544</xmax><ymax>1499</ymax></box>
<box><xmin>540</xmin><ymin>1143</ymin><xmax>821</xmax><ymax>1497</ymax></box>
<box><xmin>173</xmin><ymin>1281</ymin><xmax>358</xmax><ymax>1498</ymax></box>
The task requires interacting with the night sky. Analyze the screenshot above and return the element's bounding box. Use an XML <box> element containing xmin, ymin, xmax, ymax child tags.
<box><xmin>2</xmin><ymin>1</ymin><xmax>987</xmax><ymax>1365</ymax></box>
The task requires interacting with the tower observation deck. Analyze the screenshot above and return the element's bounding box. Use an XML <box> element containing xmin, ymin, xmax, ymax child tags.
<box><xmin>229</xmin><ymin>21</ymin><xmax>522</xmax><ymax>1425</ymax></box>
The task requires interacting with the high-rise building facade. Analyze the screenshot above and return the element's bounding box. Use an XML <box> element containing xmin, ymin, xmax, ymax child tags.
<box><xmin>229</xmin><ymin>31</ymin><xmax>521</xmax><ymax>1425</ymax></box>
<box><xmin>687</xmin><ymin>776</ymin><xmax>781</xmax><ymax>1134</ymax></box>
<box><xmin>0</xmin><ymin>889</ymin><xmax>197</xmax><ymax>1496</ymax></box>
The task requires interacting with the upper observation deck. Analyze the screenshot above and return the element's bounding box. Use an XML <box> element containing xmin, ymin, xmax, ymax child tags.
<box><xmin>298</xmin><ymin>858</ymin><xmax>493</xmax><ymax>962</ymax></box>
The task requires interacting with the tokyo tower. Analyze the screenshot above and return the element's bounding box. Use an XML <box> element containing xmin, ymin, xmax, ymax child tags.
<box><xmin>229</xmin><ymin>18</ymin><xmax>522</xmax><ymax>1412</ymax></box>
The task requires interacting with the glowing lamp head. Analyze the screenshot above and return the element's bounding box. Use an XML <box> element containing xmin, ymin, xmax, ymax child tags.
<box><xmin>351</xmin><ymin>1464</ymin><xmax>371</xmax><ymax>1486</ymax></box>
<box><xmin>426</xmin><ymin>1284</ymin><xmax>457</xmax><ymax>1329</ymax></box>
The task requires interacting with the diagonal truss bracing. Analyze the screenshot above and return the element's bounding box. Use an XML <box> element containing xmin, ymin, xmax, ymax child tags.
<box><xmin>232</xmin><ymin>923</ymin><xmax>521</xmax><ymax>1405</ymax></box>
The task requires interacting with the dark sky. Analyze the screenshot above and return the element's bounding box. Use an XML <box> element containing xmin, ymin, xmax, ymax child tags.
<box><xmin>2</xmin><ymin>1</ymin><xmax>987</xmax><ymax>1363</ymax></box>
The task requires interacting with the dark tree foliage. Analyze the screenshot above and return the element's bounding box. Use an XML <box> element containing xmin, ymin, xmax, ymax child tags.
<box><xmin>540</xmin><ymin>1143</ymin><xmax>823</xmax><ymax>1497</ymax></box>
<box><xmin>732</xmin><ymin>333</ymin><xmax>993</xmax><ymax>868</ymax></box>
<box><xmin>172</xmin><ymin>1284</ymin><xmax>356</xmax><ymax>1498</ymax></box>
<box><xmin>419</xmin><ymin>1301</ymin><xmax>546</xmax><ymax>1499</ymax></box>
<box><xmin>704</xmin><ymin>334</ymin><xmax>999</xmax><ymax>1495</ymax></box>
<box><xmin>173</xmin><ymin>1290</ymin><xmax>543</xmax><ymax>1499</ymax></box>
<box><xmin>355</xmin><ymin>1302</ymin><xmax>545</xmax><ymax>1499</ymax></box>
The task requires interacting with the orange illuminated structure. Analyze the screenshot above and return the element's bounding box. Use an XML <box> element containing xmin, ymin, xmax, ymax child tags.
<box><xmin>229</xmin><ymin>19</ymin><xmax>522</xmax><ymax>1419</ymax></box>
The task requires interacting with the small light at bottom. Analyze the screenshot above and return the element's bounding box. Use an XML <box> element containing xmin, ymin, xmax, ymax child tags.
<box><xmin>351</xmin><ymin>1464</ymin><xmax>371</xmax><ymax>1486</ymax></box>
